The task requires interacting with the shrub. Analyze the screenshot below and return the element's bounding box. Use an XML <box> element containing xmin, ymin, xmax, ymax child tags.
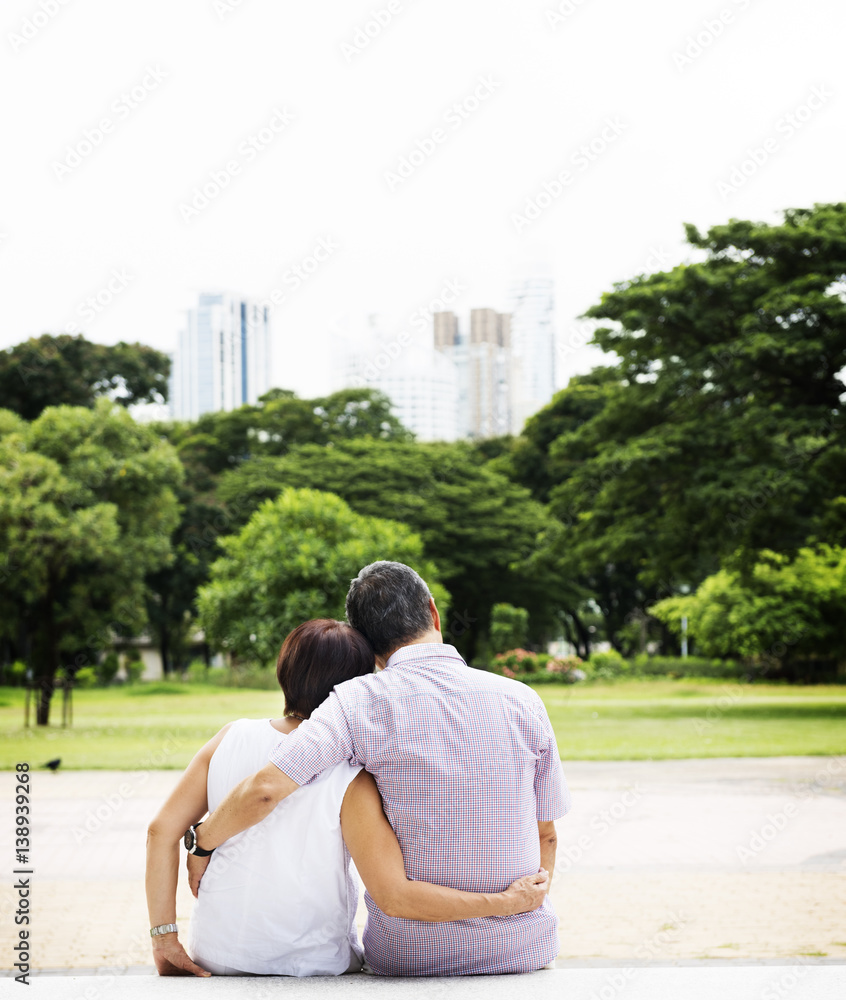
<box><xmin>632</xmin><ymin>655</ymin><xmax>745</xmax><ymax>679</ymax></box>
<box><xmin>493</xmin><ymin>649</ymin><xmax>585</xmax><ymax>683</ymax></box>
<box><xmin>96</xmin><ymin>652</ymin><xmax>120</xmax><ymax>687</ymax></box>
<box><xmin>587</xmin><ymin>649</ymin><xmax>630</xmax><ymax>681</ymax></box>
<box><xmin>74</xmin><ymin>667</ymin><xmax>97</xmax><ymax>689</ymax></box>
<box><xmin>184</xmin><ymin>659</ymin><xmax>210</xmax><ymax>683</ymax></box>
<box><xmin>3</xmin><ymin>660</ymin><xmax>27</xmax><ymax>686</ymax></box>
<box><xmin>490</xmin><ymin>604</ymin><xmax>529</xmax><ymax>655</ymax></box>
<box><xmin>125</xmin><ymin>660</ymin><xmax>144</xmax><ymax>684</ymax></box>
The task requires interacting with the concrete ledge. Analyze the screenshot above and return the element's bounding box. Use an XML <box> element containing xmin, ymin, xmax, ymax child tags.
<box><xmin>3</xmin><ymin>967</ymin><xmax>844</xmax><ymax>999</ymax></box>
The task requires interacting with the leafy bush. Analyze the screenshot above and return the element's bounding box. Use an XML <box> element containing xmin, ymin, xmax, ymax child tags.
<box><xmin>125</xmin><ymin>658</ymin><xmax>144</xmax><ymax>684</ymax></box>
<box><xmin>74</xmin><ymin>667</ymin><xmax>97</xmax><ymax>689</ymax></box>
<box><xmin>587</xmin><ymin>649</ymin><xmax>630</xmax><ymax>681</ymax></box>
<box><xmin>490</xmin><ymin>604</ymin><xmax>529</xmax><ymax>655</ymax></box>
<box><xmin>96</xmin><ymin>652</ymin><xmax>120</xmax><ymax>687</ymax></box>
<box><xmin>632</xmin><ymin>655</ymin><xmax>745</xmax><ymax>679</ymax></box>
<box><xmin>184</xmin><ymin>659</ymin><xmax>211</xmax><ymax>682</ymax></box>
<box><xmin>650</xmin><ymin>547</ymin><xmax>846</xmax><ymax>680</ymax></box>
<box><xmin>2</xmin><ymin>660</ymin><xmax>27</xmax><ymax>686</ymax></box>
<box><xmin>492</xmin><ymin>649</ymin><xmax>584</xmax><ymax>682</ymax></box>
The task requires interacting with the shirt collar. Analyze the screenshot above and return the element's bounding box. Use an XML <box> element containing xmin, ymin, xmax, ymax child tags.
<box><xmin>384</xmin><ymin>643</ymin><xmax>466</xmax><ymax>671</ymax></box>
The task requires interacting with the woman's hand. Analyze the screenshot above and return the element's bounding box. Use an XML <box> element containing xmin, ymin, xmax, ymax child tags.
<box><xmin>152</xmin><ymin>935</ymin><xmax>211</xmax><ymax>977</ymax></box>
<box><xmin>500</xmin><ymin>869</ymin><xmax>550</xmax><ymax>915</ymax></box>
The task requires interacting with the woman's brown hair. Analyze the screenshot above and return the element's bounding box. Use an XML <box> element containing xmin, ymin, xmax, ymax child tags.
<box><xmin>275</xmin><ymin>619</ymin><xmax>374</xmax><ymax>719</ymax></box>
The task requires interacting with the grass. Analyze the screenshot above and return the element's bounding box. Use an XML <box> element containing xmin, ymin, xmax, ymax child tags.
<box><xmin>1</xmin><ymin>677</ymin><xmax>845</xmax><ymax>770</ymax></box>
<box><xmin>535</xmin><ymin>679</ymin><xmax>846</xmax><ymax>760</ymax></box>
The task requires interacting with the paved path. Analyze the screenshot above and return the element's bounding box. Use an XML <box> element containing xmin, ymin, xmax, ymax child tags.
<box><xmin>1</xmin><ymin>757</ymin><xmax>844</xmax><ymax>974</ymax></box>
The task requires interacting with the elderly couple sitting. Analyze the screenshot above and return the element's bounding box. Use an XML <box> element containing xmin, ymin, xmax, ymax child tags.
<box><xmin>146</xmin><ymin>561</ymin><xmax>570</xmax><ymax>977</ymax></box>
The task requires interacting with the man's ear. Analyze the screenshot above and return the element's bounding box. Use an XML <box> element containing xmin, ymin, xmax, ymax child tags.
<box><xmin>429</xmin><ymin>596</ymin><xmax>441</xmax><ymax>633</ymax></box>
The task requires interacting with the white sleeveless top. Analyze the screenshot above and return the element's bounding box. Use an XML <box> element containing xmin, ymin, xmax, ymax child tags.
<box><xmin>186</xmin><ymin>718</ymin><xmax>364</xmax><ymax>976</ymax></box>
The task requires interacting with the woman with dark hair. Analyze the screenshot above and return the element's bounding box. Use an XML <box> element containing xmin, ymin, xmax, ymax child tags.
<box><xmin>145</xmin><ymin>620</ymin><xmax>548</xmax><ymax>977</ymax></box>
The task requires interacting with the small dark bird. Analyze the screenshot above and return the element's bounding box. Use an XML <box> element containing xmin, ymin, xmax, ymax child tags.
<box><xmin>43</xmin><ymin>758</ymin><xmax>61</xmax><ymax>772</ymax></box>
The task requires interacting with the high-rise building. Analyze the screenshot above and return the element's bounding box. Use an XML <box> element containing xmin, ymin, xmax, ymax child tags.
<box><xmin>508</xmin><ymin>275</ymin><xmax>556</xmax><ymax>431</ymax></box>
<box><xmin>170</xmin><ymin>293</ymin><xmax>271</xmax><ymax>420</ymax></box>
<box><xmin>342</xmin><ymin>321</ymin><xmax>459</xmax><ymax>442</ymax></box>
<box><xmin>435</xmin><ymin>308</ymin><xmax>513</xmax><ymax>439</ymax></box>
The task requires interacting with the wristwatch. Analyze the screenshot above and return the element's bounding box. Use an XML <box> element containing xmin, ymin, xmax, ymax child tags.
<box><xmin>150</xmin><ymin>923</ymin><xmax>178</xmax><ymax>937</ymax></box>
<box><xmin>183</xmin><ymin>821</ymin><xmax>215</xmax><ymax>857</ymax></box>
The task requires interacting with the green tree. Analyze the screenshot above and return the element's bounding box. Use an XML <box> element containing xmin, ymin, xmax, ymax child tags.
<box><xmin>214</xmin><ymin>439</ymin><xmax>562</xmax><ymax>657</ymax></box>
<box><xmin>158</xmin><ymin>387</ymin><xmax>412</xmax><ymax>478</ymax></box>
<box><xmin>651</xmin><ymin>546</ymin><xmax>846</xmax><ymax>679</ymax></box>
<box><xmin>0</xmin><ymin>334</ymin><xmax>170</xmax><ymax>420</ymax></box>
<box><xmin>197</xmin><ymin>488</ymin><xmax>447</xmax><ymax>667</ymax></box>
<box><xmin>497</xmin><ymin>205</ymin><xmax>846</xmax><ymax>651</ymax></box>
<box><xmin>489</xmin><ymin>604</ymin><xmax>529</xmax><ymax>655</ymax></box>
<box><xmin>0</xmin><ymin>400</ymin><xmax>182</xmax><ymax>723</ymax></box>
<box><xmin>560</xmin><ymin>204</ymin><xmax>846</xmax><ymax>586</ymax></box>
<box><xmin>143</xmin><ymin>387</ymin><xmax>411</xmax><ymax>671</ymax></box>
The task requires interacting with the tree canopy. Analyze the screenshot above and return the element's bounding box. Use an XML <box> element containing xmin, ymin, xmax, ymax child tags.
<box><xmin>214</xmin><ymin>438</ymin><xmax>571</xmax><ymax>656</ymax></box>
<box><xmin>197</xmin><ymin>488</ymin><xmax>447</xmax><ymax>667</ymax></box>
<box><xmin>0</xmin><ymin>334</ymin><xmax>171</xmax><ymax>420</ymax></box>
<box><xmin>497</xmin><ymin>203</ymin><xmax>846</xmax><ymax>669</ymax></box>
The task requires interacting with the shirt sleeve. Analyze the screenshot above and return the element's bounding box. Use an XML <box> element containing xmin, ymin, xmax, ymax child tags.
<box><xmin>268</xmin><ymin>690</ymin><xmax>359</xmax><ymax>785</ymax></box>
<box><xmin>532</xmin><ymin>698</ymin><xmax>572</xmax><ymax>821</ymax></box>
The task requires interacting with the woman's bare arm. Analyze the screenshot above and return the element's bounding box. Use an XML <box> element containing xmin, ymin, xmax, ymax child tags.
<box><xmin>340</xmin><ymin>771</ymin><xmax>548</xmax><ymax>922</ymax></box>
<box><xmin>144</xmin><ymin>724</ymin><xmax>232</xmax><ymax>977</ymax></box>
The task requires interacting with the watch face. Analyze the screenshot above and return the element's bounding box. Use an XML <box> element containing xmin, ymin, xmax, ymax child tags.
<box><xmin>183</xmin><ymin>829</ymin><xmax>194</xmax><ymax>852</ymax></box>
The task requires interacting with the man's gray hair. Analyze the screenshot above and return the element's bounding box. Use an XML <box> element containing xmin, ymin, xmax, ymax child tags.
<box><xmin>345</xmin><ymin>561</ymin><xmax>433</xmax><ymax>657</ymax></box>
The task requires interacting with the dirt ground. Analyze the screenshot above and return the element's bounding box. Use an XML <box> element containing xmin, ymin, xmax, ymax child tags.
<box><xmin>1</xmin><ymin>757</ymin><xmax>844</xmax><ymax>972</ymax></box>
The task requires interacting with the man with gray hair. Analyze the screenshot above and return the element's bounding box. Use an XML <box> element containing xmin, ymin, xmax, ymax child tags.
<box><xmin>189</xmin><ymin>561</ymin><xmax>570</xmax><ymax>976</ymax></box>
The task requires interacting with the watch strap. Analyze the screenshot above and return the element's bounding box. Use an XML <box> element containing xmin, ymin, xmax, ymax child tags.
<box><xmin>150</xmin><ymin>923</ymin><xmax>179</xmax><ymax>937</ymax></box>
<box><xmin>187</xmin><ymin>821</ymin><xmax>215</xmax><ymax>857</ymax></box>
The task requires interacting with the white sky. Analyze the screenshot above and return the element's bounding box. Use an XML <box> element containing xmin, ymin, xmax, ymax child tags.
<box><xmin>2</xmin><ymin>0</ymin><xmax>844</xmax><ymax>398</ymax></box>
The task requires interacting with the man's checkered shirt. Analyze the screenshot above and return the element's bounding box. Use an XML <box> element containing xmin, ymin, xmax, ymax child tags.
<box><xmin>269</xmin><ymin>643</ymin><xmax>571</xmax><ymax>976</ymax></box>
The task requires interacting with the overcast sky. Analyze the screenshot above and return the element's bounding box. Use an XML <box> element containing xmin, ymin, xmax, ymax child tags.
<box><xmin>2</xmin><ymin>0</ymin><xmax>844</xmax><ymax>398</ymax></box>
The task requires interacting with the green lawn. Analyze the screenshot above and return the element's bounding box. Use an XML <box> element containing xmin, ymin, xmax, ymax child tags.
<box><xmin>1</xmin><ymin>678</ymin><xmax>844</xmax><ymax>769</ymax></box>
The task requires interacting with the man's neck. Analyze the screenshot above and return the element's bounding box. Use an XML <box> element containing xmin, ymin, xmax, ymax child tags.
<box><xmin>376</xmin><ymin>630</ymin><xmax>443</xmax><ymax>670</ymax></box>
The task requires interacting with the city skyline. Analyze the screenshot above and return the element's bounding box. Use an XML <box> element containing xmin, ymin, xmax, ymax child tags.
<box><xmin>4</xmin><ymin>0</ymin><xmax>843</xmax><ymax>402</ymax></box>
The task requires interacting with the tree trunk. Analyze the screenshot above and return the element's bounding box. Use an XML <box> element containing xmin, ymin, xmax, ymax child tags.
<box><xmin>160</xmin><ymin>625</ymin><xmax>171</xmax><ymax>676</ymax></box>
<box><xmin>572</xmin><ymin>612</ymin><xmax>592</xmax><ymax>660</ymax></box>
<box><xmin>35</xmin><ymin>582</ymin><xmax>60</xmax><ymax>726</ymax></box>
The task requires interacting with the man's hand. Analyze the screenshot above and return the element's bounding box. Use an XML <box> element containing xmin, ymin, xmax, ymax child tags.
<box><xmin>500</xmin><ymin>869</ymin><xmax>549</xmax><ymax>915</ymax></box>
<box><xmin>187</xmin><ymin>853</ymin><xmax>212</xmax><ymax>898</ymax></box>
<box><xmin>152</xmin><ymin>936</ymin><xmax>210</xmax><ymax>977</ymax></box>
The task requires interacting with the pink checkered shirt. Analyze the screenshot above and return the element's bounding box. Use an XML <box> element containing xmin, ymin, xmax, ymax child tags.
<box><xmin>269</xmin><ymin>643</ymin><xmax>570</xmax><ymax>976</ymax></box>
